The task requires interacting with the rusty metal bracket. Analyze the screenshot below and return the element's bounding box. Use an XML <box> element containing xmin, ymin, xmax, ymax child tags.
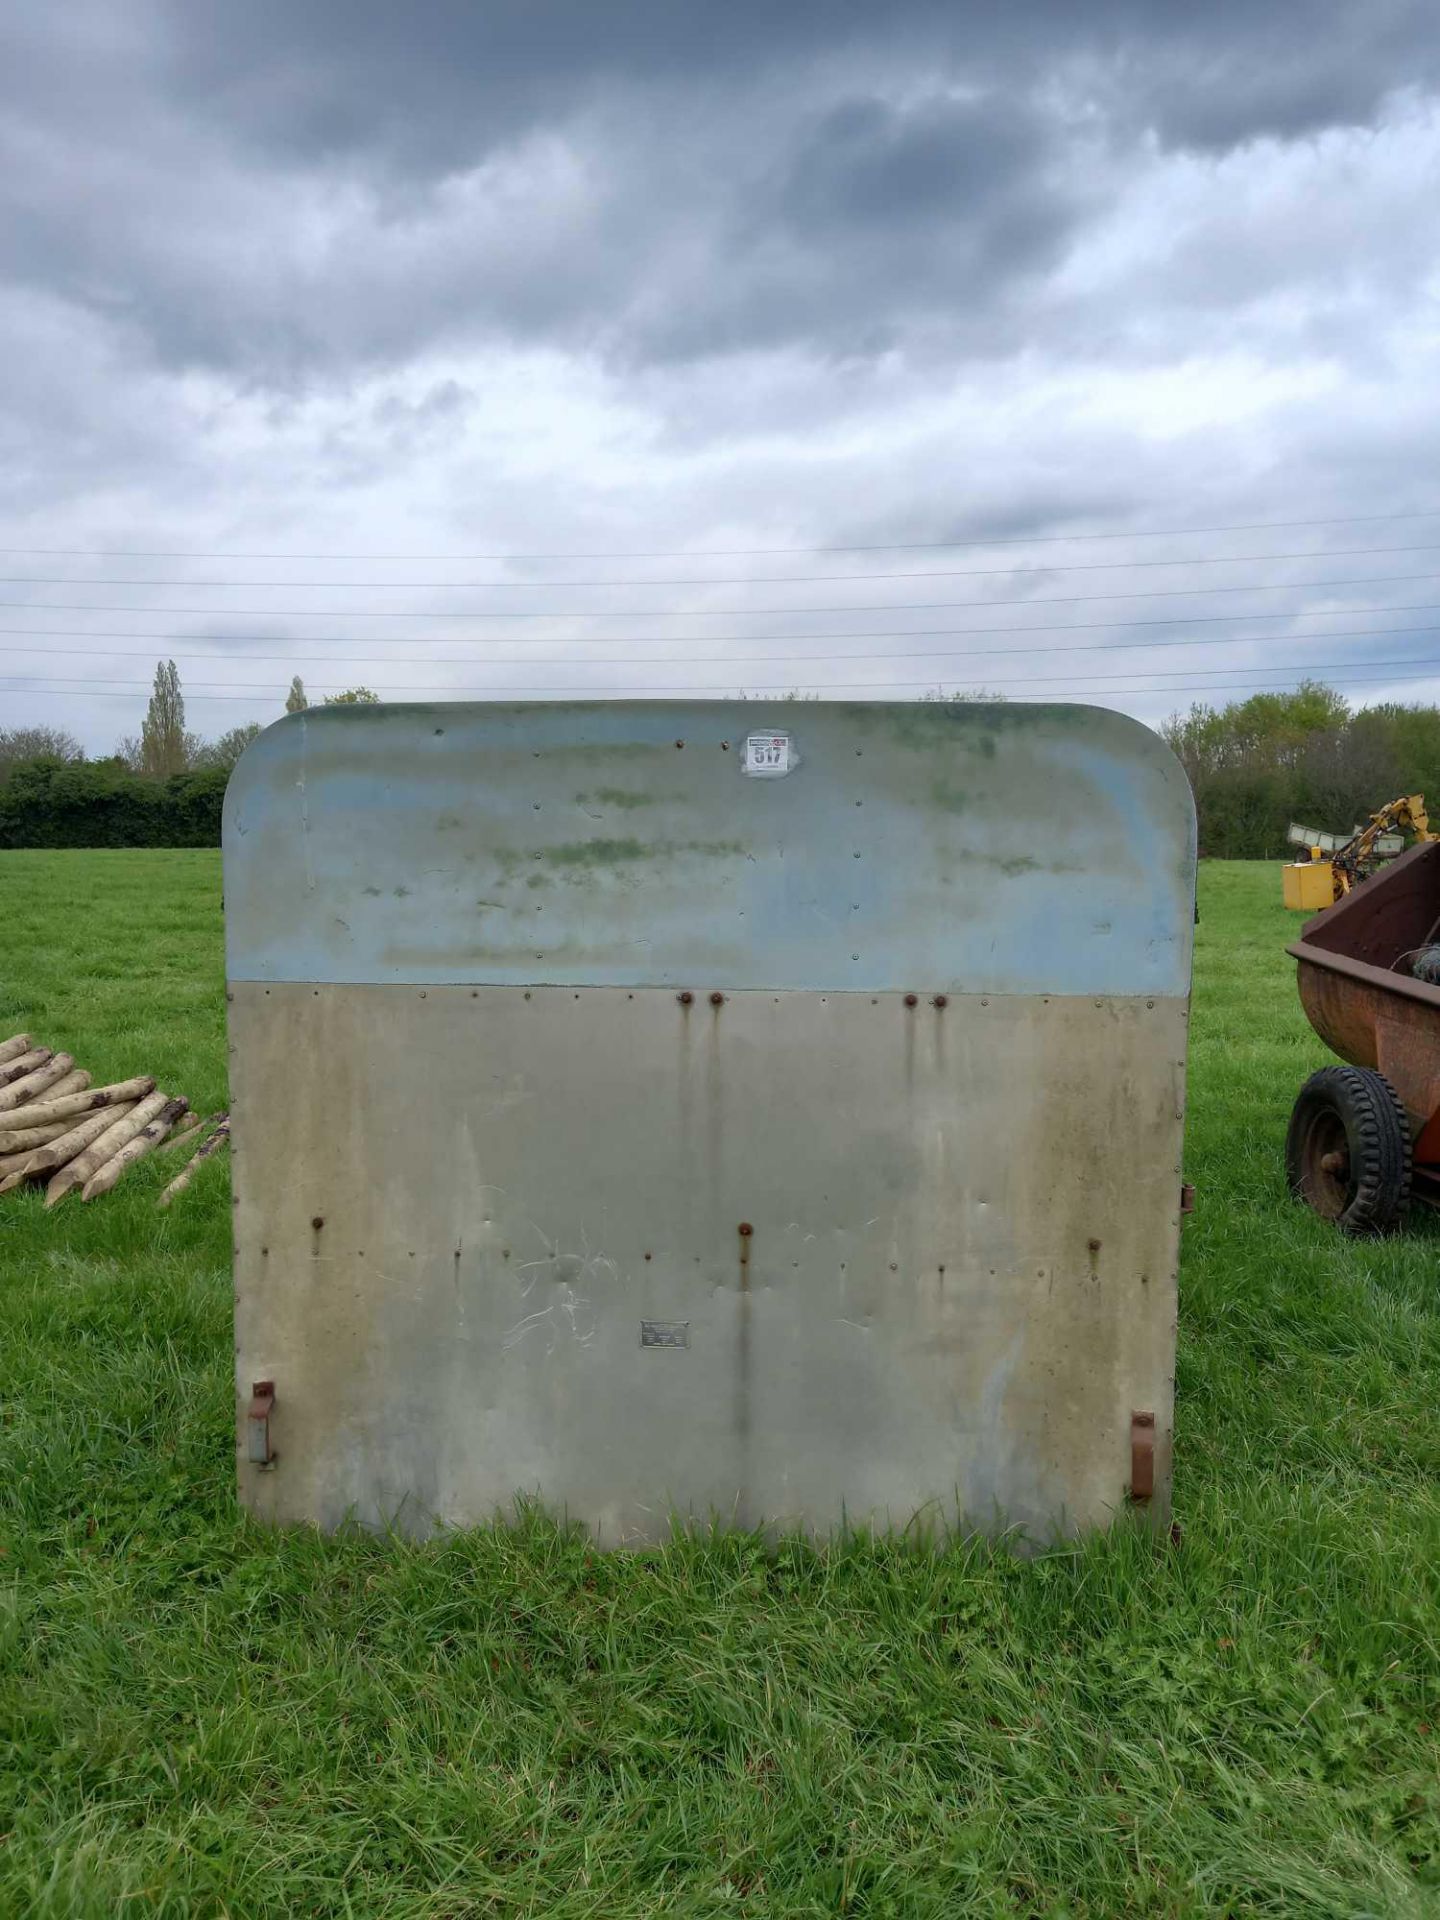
<box><xmin>1129</xmin><ymin>1409</ymin><xmax>1155</xmax><ymax>1503</ymax></box>
<box><xmin>248</xmin><ymin>1380</ymin><xmax>276</xmax><ymax>1468</ymax></box>
<box><xmin>1180</xmin><ymin>1182</ymin><xmax>1195</xmax><ymax>1216</ymax></box>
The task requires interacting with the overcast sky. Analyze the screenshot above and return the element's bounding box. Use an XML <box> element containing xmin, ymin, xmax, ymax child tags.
<box><xmin>2</xmin><ymin>0</ymin><xmax>1439</xmax><ymax>753</ymax></box>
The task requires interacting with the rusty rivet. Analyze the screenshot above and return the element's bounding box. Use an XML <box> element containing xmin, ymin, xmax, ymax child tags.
<box><xmin>311</xmin><ymin>1216</ymin><xmax>324</xmax><ymax>1231</ymax></box>
<box><xmin>710</xmin><ymin>991</ymin><xmax>725</xmax><ymax>1006</ymax></box>
<box><xmin>932</xmin><ymin>994</ymin><xmax>948</xmax><ymax>1009</ymax></box>
<box><xmin>1088</xmin><ymin>1237</ymin><xmax>1102</xmax><ymax>1252</ymax></box>
<box><xmin>904</xmin><ymin>993</ymin><xmax>918</xmax><ymax>1008</ymax></box>
<box><xmin>738</xmin><ymin>1222</ymin><xmax>754</xmax><ymax>1237</ymax></box>
<box><xmin>678</xmin><ymin>990</ymin><xmax>694</xmax><ymax>1005</ymax></box>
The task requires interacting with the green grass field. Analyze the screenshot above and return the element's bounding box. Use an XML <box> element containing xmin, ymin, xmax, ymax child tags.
<box><xmin>2</xmin><ymin>852</ymin><xmax>1439</xmax><ymax>1917</ymax></box>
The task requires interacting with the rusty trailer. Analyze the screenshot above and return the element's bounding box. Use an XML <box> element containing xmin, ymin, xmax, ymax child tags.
<box><xmin>1287</xmin><ymin>839</ymin><xmax>1440</xmax><ymax>1231</ymax></box>
<box><xmin>223</xmin><ymin>700</ymin><xmax>1196</xmax><ymax>1545</ymax></box>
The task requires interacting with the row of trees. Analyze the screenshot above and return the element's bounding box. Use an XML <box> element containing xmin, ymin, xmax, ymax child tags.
<box><xmin>0</xmin><ymin>662</ymin><xmax>380</xmax><ymax>847</ymax></box>
<box><xmin>1160</xmin><ymin>682</ymin><xmax>1440</xmax><ymax>857</ymax></box>
<box><xmin>6</xmin><ymin>665</ymin><xmax>1440</xmax><ymax>856</ymax></box>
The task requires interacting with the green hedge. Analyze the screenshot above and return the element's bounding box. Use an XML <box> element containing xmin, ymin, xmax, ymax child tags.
<box><xmin>0</xmin><ymin>757</ymin><xmax>230</xmax><ymax>848</ymax></box>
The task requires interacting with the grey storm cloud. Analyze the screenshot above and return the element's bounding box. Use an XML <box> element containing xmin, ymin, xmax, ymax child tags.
<box><xmin>3</xmin><ymin>0</ymin><xmax>1437</xmax><ymax>386</ymax></box>
<box><xmin>775</xmin><ymin>96</ymin><xmax>1059</xmax><ymax>235</ymax></box>
<box><xmin>156</xmin><ymin>0</ymin><xmax>1440</xmax><ymax>169</ymax></box>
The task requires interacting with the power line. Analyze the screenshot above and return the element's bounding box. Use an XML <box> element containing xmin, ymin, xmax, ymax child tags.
<box><xmin>3</xmin><ymin>597</ymin><xmax>1440</xmax><ymax>649</ymax></box>
<box><xmin>0</xmin><ymin>509</ymin><xmax>1435</xmax><ymax>560</ymax></box>
<box><xmin>9</xmin><ymin>653</ymin><xmax>1440</xmax><ymax>699</ymax></box>
<box><xmin>1</xmin><ymin>573</ymin><xmax>1438</xmax><ymax>622</ymax></box>
<box><xmin>3</xmin><ymin>621</ymin><xmax>1440</xmax><ymax>670</ymax></box>
<box><xmin>11</xmin><ymin>667</ymin><xmax>1440</xmax><ymax>710</ymax></box>
<box><xmin>0</xmin><ymin>544</ymin><xmax>1437</xmax><ymax>590</ymax></box>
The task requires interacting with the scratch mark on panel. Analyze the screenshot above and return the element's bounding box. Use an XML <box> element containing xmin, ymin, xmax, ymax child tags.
<box><xmin>502</xmin><ymin>1306</ymin><xmax>554</xmax><ymax>1350</ymax></box>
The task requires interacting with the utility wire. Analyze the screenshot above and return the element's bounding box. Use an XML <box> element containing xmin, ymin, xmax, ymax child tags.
<box><xmin>8</xmin><ymin>602</ymin><xmax>1440</xmax><ymax>648</ymax></box>
<box><xmin>10</xmin><ymin>653</ymin><xmax>1440</xmax><ymax>699</ymax></box>
<box><xmin>2</xmin><ymin>573</ymin><xmax>1439</xmax><ymax>621</ymax></box>
<box><xmin>3</xmin><ymin>621</ymin><xmax>1440</xmax><ymax>669</ymax></box>
<box><xmin>0</xmin><ymin>508</ymin><xmax>1435</xmax><ymax>560</ymax></box>
<box><xmin>0</xmin><ymin>545</ymin><xmax>1437</xmax><ymax>589</ymax></box>
<box><xmin>12</xmin><ymin>667</ymin><xmax>1440</xmax><ymax>708</ymax></box>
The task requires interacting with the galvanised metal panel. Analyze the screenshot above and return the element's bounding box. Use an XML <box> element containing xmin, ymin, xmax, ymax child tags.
<box><xmin>223</xmin><ymin>700</ymin><xmax>1194</xmax><ymax>997</ymax></box>
<box><xmin>225</xmin><ymin>700</ymin><xmax>1194</xmax><ymax>1544</ymax></box>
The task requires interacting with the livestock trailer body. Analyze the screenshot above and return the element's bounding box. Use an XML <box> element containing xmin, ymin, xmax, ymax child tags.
<box><xmin>224</xmin><ymin>700</ymin><xmax>1195</xmax><ymax>1545</ymax></box>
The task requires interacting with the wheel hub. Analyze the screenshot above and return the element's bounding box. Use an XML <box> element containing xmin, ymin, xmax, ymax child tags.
<box><xmin>1300</xmin><ymin>1108</ymin><xmax>1354</xmax><ymax>1219</ymax></box>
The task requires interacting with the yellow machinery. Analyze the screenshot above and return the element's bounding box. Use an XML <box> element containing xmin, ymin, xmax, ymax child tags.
<box><xmin>1282</xmin><ymin>857</ymin><xmax>1335</xmax><ymax>912</ymax></box>
<box><xmin>1283</xmin><ymin>795</ymin><xmax>1434</xmax><ymax>910</ymax></box>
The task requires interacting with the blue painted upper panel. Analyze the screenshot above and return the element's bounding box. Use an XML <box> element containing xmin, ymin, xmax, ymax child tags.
<box><xmin>223</xmin><ymin>701</ymin><xmax>1196</xmax><ymax>995</ymax></box>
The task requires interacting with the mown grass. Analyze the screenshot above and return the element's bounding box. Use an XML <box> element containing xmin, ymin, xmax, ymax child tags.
<box><xmin>1</xmin><ymin>850</ymin><xmax>1439</xmax><ymax>1916</ymax></box>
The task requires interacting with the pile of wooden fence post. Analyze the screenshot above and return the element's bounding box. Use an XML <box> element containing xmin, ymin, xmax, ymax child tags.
<box><xmin>0</xmin><ymin>1033</ymin><xmax>228</xmax><ymax>1205</ymax></box>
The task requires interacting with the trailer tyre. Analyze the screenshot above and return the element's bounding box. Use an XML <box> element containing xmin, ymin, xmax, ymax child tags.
<box><xmin>1285</xmin><ymin>1066</ymin><xmax>1411</xmax><ymax>1235</ymax></box>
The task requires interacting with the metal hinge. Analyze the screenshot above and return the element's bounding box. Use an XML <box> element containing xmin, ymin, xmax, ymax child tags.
<box><xmin>248</xmin><ymin>1379</ymin><xmax>277</xmax><ymax>1469</ymax></box>
<box><xmin>1129</xmin><ymin>1409</ymin><xmax>1155</xmax><ymax>1503</ymax></box>
<box><xmin>1180</xmin><ymin>1182</ymin><xmax>1195</xmax><ymax>1216</ymax></box>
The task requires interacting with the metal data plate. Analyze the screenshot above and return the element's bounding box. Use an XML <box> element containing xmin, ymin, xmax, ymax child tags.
<box><xmin>224</xmin><ymin>700</ymin><xmax>1195</xmax><ymax>1544</ymax></box>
